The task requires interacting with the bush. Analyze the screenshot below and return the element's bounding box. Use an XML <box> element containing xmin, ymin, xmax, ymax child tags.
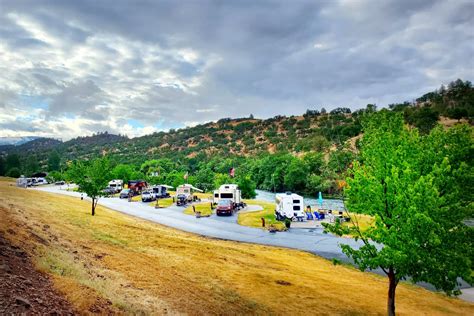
<box><xmin>6</xmin><ymin>167</ymin><xmax>21</xmax><ymax>178</ymax></box>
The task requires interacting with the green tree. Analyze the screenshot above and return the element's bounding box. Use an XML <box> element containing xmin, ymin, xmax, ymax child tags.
<box><xmin>213</xmin><ymin>173</ymin><xmax>233</xmax><ymax>189</ymax></box>
<box><xmin>25</xmin><ymin>155</ymin><xmax>40</xmax><ymax>176</ymax></box>
<box><xmin>284</xmin><ymin>159</ymin><xmax>308</xmax><ymax>192</ymax></box>
<box><xmin>48</xmin><ymin>150</ymin><xmax>61</xmax><ymax>171</ymax></box>
<box><xmin>67</xmin><ymin>158</ymin><xmax>112</xmax><ymax>216</ymax></box>
<box><xmin>6</xmin><ymin>167</ymin><xmax>21</xmax><ymax>178</ymax></box>
<box><xmin>111</xmin><ymin>164</ymin><xmax>134</xmax><ymax>184</ymax></box>
<box><xmin>237</xmin><ymin>176</ymin><xmax>257</xmax><ymax>199</ymax></box>
<box><xmin>325</xmin><ymin>112</ymin><xmax>473</xmax><ymax>316</ymax></box>
<box><xmin>0</xmin><ymin>156</ymin><xmax>6</xmax><ymax>176</ymax></box>
<box><xmin>5</xmin><ymin>153</ymin><xmax>21</xmax><ymax>171</ymax></box>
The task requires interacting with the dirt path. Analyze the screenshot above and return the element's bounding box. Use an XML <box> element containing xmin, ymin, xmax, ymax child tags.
<box><xmin>0</xmin><ymin>233</ymin><xmax>75</xmax><ymax>315</ymax></box>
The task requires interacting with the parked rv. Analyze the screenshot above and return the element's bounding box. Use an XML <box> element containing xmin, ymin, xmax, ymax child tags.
<box><xmin>128</xmin><ymin>180</ymin><xmax>147</xmax><ymax>195</ymax></box>
<box><xmin>33</xmin><ymin>177</ymin><xmax>48</xmax><ymax>186</ymax></box>
<box><xmin>141</xmin><ymin>189</ymin><xmax>156</xmax><ymax>202</ymax></box>
<box><xmin>213</xmin><ymin>184</ymin><xmax>246</xmax><ymax>210</ymax></box>
<box><xmin>176</xmin><ymin>184</ymin><xmax>202</xmax><ymax>203</ymax></box>
<box><xmin>275</xmin><ymin>192</ymin><xmax>305</xmax><ymax>221</ymax></box>
<box><xmin>108</xmin><ymin>179</ymin><xmax>123</xmax><ymax>193</ymax></box>
<box><xmin>151</xmin><ymin>185</ymin><xmax>172</xmax><ymax>198</ymax></box>
<box><xmin>16</xmin><ymin>176</ymin><xmax>28</xmax><ymax>188</ymax></box>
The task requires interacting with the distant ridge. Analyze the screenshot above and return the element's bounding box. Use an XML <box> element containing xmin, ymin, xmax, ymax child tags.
<box><xmin>0</xmin><ymin>136</ymin><xmax>42</xmax><ymax>146</ymax></box>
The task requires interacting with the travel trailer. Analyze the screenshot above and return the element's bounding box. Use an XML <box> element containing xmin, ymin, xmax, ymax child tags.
<box><xmin>16</xmin><ymin>176</ymin><xmax>28</xmax><ymax>188</ymax></box>
<box><xmin>32</xmin><ymin>177</ymin><xmax>48</xmax><ymax>186</ymax></box>
<box><xmin>176</xmin><ymin>184</ymin><xmax>202</xmax><ymax>202</ymax></box>
<box><xmin>213</xmin><ymin>184</ymin><xmax>245</xmax><ymax>210</ymax></box>
<box><xmin>108</xmin><ymin>179</ymin><xmax>123</xmax><ymax>193</ymax></box>
<box><xmin>128</xmin><ymin>180</ymin><xmax>148</xmax><ymax>195</ymax></box>
<box><xmin>275</xmin><ymin>192</ymin><xmax>305</xmax><ymax>221</ymax></box>
<box><xmin>151</xmin><ymin>184</ymin><xmax>173</xmax><ymax>198</ymax></box>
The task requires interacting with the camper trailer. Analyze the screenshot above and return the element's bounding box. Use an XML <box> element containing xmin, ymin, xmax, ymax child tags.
<box><xmin>108</xmin><ymin>179</ymin><xmax>123</xmax><ymax>193</ymax></box>
<box><xmin>16</xmin><ymin>176</ymin><xmax>28</xmax><ymax>188</ymax></box>
<box><xmin>214</xmin><ymin>184</ymin><xmax>245</xmax><ymax>209</ymax></box>
<box><xmin>275</xmin><ymin>192</ymin><xmax>305</xmax><ymax>221</ymax></box>
<box><xmin>151</xmin><ymin>185</ymin><xmax>173</xmax><ymax>198</ymax></box>
<box><xmin>176</xmin><ymin>184</ymin><xmax>202</xmax><ymax>202</ymax></box>
<box><xmin>128</xmin><ymin>180</ymin><xmax>147</xmax><ymax>195</ymax></box>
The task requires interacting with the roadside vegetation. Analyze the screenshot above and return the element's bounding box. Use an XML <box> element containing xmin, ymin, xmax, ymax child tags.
<box><xmin>1</xmin><ymin>180</ymin><xmax>472</xmax><ymax>315</ymax></box>
<box><xmin>2</xmin><ymin>79</ymin><xmax>472</xmax><ymax>200</ymax></box>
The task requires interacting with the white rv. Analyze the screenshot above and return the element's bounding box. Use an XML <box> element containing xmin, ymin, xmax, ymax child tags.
<box><xmin>151</xmin><ymin>184</ymin><xmax>173</xmax><ymax>198</ymax></box>
<box><xmin>16</xmin><ymin>176</ymin><xmax>28</xmax><ymax>188</ymax></box>
<box><xmin>213</xmin><ymin>184</ymin><xmax>245</xmax><ymax>209</ymax></box>
<box><xmin>108</xmin><ymin>179</ymin><xmax>123</xmax><ymax>193</ymax></box>
<box><xmin>275</xmin><ymin>192</ymin><xmax>305</xmax><ymax>221</ymax></box>
<box><xmin>176</xmin><ymin>184</ymin><xmax>203</xmax><ymax>202</ymax></box>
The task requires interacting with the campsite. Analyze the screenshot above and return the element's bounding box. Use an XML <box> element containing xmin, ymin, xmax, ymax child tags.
<box><xmin>1</xmin><ymin>1</ymin><xmax>473</xmax><ymax>315</ymax></box>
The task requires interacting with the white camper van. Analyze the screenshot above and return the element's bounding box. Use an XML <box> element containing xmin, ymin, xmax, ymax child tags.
<box><xmin>275</xmin><ymin>192</ymin><xmax>305</xmax><ymax>221</ymax></box>
<box><xmin>176</xmin><ymin>184</ymin><xmax>203</xmax><ymax>202</ymax></box>
<box><xmin>213</xmin><ymin>184</ymin><xmax>245</xmax><ymax>209</ymax></box>
<box><xmin>108</xmin><ymin>179</ymin><xmax>123</xmax><ymax>193</ymax></box>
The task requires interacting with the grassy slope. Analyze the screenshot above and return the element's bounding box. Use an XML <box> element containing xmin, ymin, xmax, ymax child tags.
<box><xmin>0</xmin><ymin>181</ymin><xmax>472</xmax><ymax>315</ymax></box>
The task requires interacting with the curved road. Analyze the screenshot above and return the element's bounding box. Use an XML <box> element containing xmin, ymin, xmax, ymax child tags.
<box><xmin>35</xmin><ymin>185</ymin><xmax>361</xmax><ymax>261</ymax></box>
<box><xmin>33</xmin><ymin>185</ymin><xmax>474</xmax><ymax>302</ymax></box>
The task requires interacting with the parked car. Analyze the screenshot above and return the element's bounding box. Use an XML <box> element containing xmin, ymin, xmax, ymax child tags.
<box><xmin>102</xmin><ymin>187</ymin><xmax>116</xmax><ymax>196</ymax></box>
<box><xmin>119</xmin><ymin>189</ymin><xmax>131</xmax><ymax>199</ymax></box>
<box><xmin>55</xmin><ymin>181</ymin><xmax>65</xmax><ymax>185</ymax></box>
<box><xmin>176</xmin><ymin>194</ymin><xmax>187</xmax><ymax>206</ymax></box>
<box><xmin>216</xmin><ymin>199</ymin><xmax>236</xmax><ymax>216</ymax></box>
<box><xmin>141</xmin><ymin>190</ymin><xmax>156</xmax><ymax>202</ymax></box>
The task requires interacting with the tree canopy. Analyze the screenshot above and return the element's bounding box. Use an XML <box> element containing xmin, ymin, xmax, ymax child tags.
<box><xmin>67</xmin><ymin>158</ymin><xmax>112</xmax><ymax>216</ymax></box>
<box><xmin>325</xmin><ymin>111</ymin><xmax>473</xmax><ymax>315</ymax></box>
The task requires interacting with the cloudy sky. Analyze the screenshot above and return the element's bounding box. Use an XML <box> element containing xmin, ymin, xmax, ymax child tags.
<box><xmin>1</xmin><ymin>0</ymin><xmax>473</xmax><ymax>140</ymax></box>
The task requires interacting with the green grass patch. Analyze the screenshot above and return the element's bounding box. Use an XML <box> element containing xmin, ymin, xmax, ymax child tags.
<box><xmin>238</xmin><ymin>200</ymin><xmax>285</xmax><ymax>231</ymax></box>
<box><xmin>184</xmin><ymin>202</ymin><xmax>214</xmax><ymax>216</ymax></box>
<box><xmin>149</xmin><ymin>197</ymin><xmax>174</xmax><ymax>208</ymax></box>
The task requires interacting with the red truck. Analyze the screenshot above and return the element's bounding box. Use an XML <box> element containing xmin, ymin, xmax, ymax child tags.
<box><xmin>216</xmin><ymin>199</ymin><xmax>236</xmax><ymax>216</ymax></box>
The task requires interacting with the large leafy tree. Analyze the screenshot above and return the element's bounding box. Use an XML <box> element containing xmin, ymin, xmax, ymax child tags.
<box><xmin>67</xmin><ymin>158</ymin><xmax>112</xmax><ymax>216</ymax></box>
<box><xmin>325</xmin><ymin>111</ymin><xmax>473</xmax><ymax>316</ymax></box>
<box><xmin>48</xmin><ymin>150</ymin><xmax>61</xmax><ymax>171</ymax></box>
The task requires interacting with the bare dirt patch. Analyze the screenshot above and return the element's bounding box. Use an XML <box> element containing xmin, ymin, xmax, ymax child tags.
<box><xmin>0</xmin><ymin>233</ymin><xmax>75</xmax><ymax>315</ymax></box>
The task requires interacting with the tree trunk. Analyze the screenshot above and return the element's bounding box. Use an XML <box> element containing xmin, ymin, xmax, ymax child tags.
<box><xmin>91</xmin><ymin>197</ymin><xmax>96</xmax><ymax>216</ymax></box>
<box><xmin>387</xmin><ymin>267</ymin><xmax>398</xmax><ymax>316</ymax></box>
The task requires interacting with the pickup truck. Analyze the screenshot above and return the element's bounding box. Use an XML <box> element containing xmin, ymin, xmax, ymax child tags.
<box><xmin>141</xmin><ymin>190</ymin><xmax>156</xmax><ymax>202</ymax></box>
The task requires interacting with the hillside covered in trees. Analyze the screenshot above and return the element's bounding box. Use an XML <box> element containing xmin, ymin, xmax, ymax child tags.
<box><xmin>1</xmin><ymin>79</ymin><xmax>472</xmax><ymax>197</ymax></box>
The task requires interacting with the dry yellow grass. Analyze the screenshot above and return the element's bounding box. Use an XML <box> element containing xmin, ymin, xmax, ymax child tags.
<box><xmin>0</xmin><ymin>179</ymin><xmax>472</xmax><ymax>315</ymax></box>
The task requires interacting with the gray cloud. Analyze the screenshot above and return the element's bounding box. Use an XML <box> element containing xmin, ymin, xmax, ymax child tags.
<box><xmin>0</xmin><ymin>0</ymin><xmax>472</xmax><ymax>139</ymax></box>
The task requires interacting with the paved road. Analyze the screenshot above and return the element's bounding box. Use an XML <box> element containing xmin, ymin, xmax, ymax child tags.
<box><xmin>35</xmin><ymin>185</ymin><xmax>361</xmax><ymax>262</ymax></box>
<box><xmin>31</xmin><ymin>186</ymin><xmax>474</xmax><ymax>302</ymax></box>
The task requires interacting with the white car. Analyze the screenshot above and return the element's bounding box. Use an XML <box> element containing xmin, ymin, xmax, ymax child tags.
<box><xmin>141</xmin><ymin>190</ymin><xmax>156</xmax><ymax>202</ymax></box>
